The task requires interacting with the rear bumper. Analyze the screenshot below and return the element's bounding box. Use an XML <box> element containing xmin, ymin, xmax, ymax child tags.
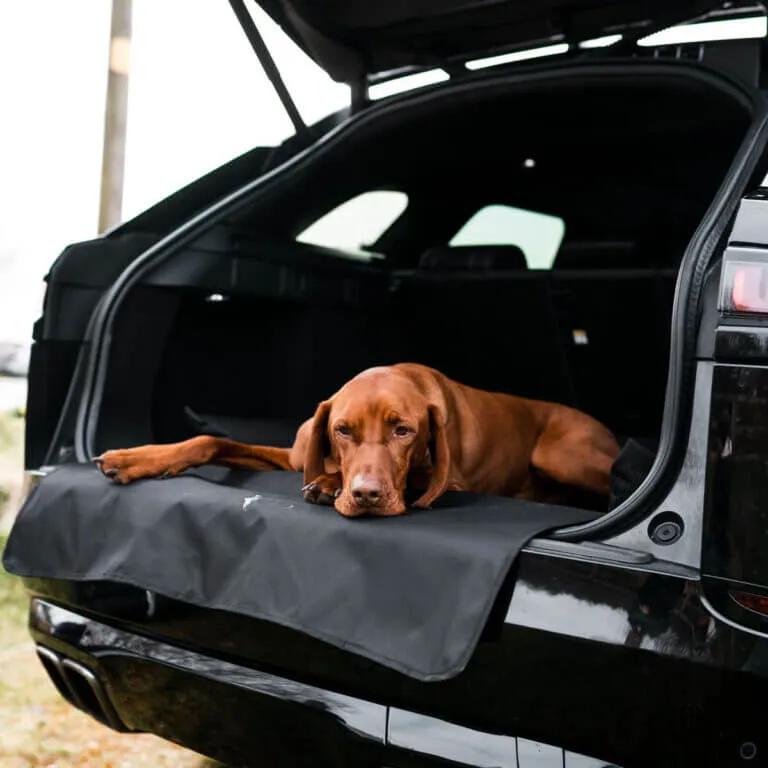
<box><xmin>29</xmin><ymin>598</ymin><xmax>618</xmax><ymax>768</ymax></box>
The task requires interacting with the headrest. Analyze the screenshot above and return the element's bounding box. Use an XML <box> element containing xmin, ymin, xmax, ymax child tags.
<box><xmin>418</xmin><ymin>245</ymin><xmax>528</xmax><ymax>271</ymax></box>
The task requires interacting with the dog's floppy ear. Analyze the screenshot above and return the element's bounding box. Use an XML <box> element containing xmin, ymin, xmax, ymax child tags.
<box><xmin>413</xmin><ymin>404</ymin><xmax>451</xmax><ymax>509</ymax></box>
<box><xmin>303</xmin><ymin>400</ymin><xmax>332</xmax><ymax>485</ymax></box>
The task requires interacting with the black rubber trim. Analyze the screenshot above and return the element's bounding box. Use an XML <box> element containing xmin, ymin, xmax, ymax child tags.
<box><xmin>72</xmin><ymin>59</ymin><xmax>761</xmax><ymax>542</ymax></box>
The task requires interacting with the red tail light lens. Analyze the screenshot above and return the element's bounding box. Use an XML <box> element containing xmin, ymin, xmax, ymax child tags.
<box><xmin>720</xmin><ymin>260</ymin><xmax>768</xmax><ymax>317</ymax></box>
<box><xmin>730</xmin><ymin>589</ymin><xmax>768</xmax><ymax>616</ymax></box>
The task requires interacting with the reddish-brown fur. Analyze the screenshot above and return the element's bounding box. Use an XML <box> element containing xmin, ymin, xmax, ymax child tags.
<box><xmin>96</xmin><ymin>363</ymin><xmax>620</xmax><ymax>517</ymax></box>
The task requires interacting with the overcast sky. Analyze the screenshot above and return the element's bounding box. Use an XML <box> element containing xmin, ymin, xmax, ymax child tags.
<box><xmin>0</xmin><ymin>1</ymin><xmax>348</xmax><ymax>343</ymax></box>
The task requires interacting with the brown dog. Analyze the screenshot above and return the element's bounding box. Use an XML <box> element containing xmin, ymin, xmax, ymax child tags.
<box><xmin>96</xmin><ymin>363</ymin><xmax>620</xmax><ymax>517</ymax></box>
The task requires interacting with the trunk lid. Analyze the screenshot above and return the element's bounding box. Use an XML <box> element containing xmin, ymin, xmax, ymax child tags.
<box><xmin>248</xmin><ymin>0</ymin><xmax>742</xmax><ymax>82</ymax></box>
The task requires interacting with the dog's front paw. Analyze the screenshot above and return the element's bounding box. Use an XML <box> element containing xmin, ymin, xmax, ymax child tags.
<box><xmin>94</xmin><ymin>446</ymin><xmax>181</xmax><ymax>484</ymax></box>
<box><xmin>302</xmin><ymin>473</ymin><xmax>342</xmax><ymax>505</ymax></box>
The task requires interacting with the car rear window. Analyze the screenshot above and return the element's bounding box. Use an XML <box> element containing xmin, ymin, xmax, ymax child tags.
<box><xmin>450</xmin><ymin>204</ymin><xmax>565</xmax><ymax>269</ymax></box>
<box><xmin>296</xmin><ymin>190</ymin><xmax>408</xmax><ymax>258</ymax></box>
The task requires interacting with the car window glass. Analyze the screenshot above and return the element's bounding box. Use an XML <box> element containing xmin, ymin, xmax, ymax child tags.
<box><xmin>296</xmin><ymin>191</ymin><xmax>408</xmax><ymax>259</ymax></box>
<box><xmin>450</xmin><ymin>204</ymin><xmax>565</xmax><ymax>269</ymax></box>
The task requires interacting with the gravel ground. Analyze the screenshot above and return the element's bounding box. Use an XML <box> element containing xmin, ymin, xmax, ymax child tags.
<box><xmin>0</xmin><ymin>647</ymin><xmax>209</xmax><ymax>767</ymax></box>
<box><xmin>0</xmin><ymin>568</ymin><xmax>216</xmax><ymax>767</ymax></box>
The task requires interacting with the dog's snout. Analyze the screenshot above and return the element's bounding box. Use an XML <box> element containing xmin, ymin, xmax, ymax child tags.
<box><xmin>350</xmin><ymin>474</ymin><xmax>383</xmax><ymax>505</ymax></box>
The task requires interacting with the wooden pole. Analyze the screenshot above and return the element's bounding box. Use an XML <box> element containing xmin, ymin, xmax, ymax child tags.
<box><xmin>97</xmin><ymin>0</ymin><xmax>132</xmax><ymax>233</ymax></box>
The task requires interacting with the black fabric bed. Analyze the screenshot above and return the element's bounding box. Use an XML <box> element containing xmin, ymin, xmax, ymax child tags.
<box><xmin>4</xmin><ymin>465</ymin><xmax>598</xmax><ymax>681</ymax></box>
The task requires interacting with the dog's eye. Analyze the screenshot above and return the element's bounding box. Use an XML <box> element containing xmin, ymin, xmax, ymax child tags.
<box><xmin>394</xmin><ymin>425</ymin><xmax>412</xmax><ymax>437</ymax></box>
<box><xmin>335</xmin><ymin>424</ymin><xmax>352</xmax><ymax>437</ymax></box>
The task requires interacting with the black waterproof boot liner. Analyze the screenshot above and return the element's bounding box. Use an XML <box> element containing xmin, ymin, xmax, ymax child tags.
<box><xmin>4</xmin><ymin>465</ymin><xmax>597</xmax><ymax>681</ymax></box>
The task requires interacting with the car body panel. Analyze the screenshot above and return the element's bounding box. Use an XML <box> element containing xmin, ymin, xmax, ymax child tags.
<box><xmin>24</xmin><ymin>540</ymin><xmax>768</xmax><ymax>766</ymax></box>
<box><xmin>701</xmin><ymin>190</ymin><xmax>768</xmax><ymax>635</ymax></box>
<box><xmin>705</xmin><ymin>363</ymin><xmax>768</xmax><ymax>589</ymax></box>
<box><xmin>32</xmin><ymin>597</ymin><xmax>628</xmax><ymax>767</ymax></box>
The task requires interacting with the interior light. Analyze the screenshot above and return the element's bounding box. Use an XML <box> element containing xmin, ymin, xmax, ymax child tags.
<box><xmin>572</xmin><ymin>329</ymin><xmax>589</xmax><ymax>345</ymax></box>
<box><xmin>523</xmin><ymin>158</ymin><xmax>536</xmax><ymax>169</ymax></box>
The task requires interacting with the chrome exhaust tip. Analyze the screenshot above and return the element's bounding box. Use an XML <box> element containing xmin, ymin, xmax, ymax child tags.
<box><xmin>35</xmin><ymin>645</ymin><xmax>128</xmax><ymax>732</ymax></box>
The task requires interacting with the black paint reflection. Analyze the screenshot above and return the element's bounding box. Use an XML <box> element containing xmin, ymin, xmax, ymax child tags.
<box><xmin>31</xmin><ymin>600</ymin><xmax>386</xmax><ymax>743</ymax></box>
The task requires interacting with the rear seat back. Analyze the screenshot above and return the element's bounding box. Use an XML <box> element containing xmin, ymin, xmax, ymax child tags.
<box><xmin>395</xmin><ymin>243</ymin><xmax>677</xmax><ymax>438</ymax></box>
<box><xmin>393</xmin><ymin>245</ymin><xmax>575</xmax><ymax>405</ymax></box>
<box><xmin>550</xmin><ymin>268</ymin><xmax>672</xmax><ymax>438</ymax></box>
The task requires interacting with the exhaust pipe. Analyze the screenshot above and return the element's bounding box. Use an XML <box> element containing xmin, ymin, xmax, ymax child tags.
<box><xmin>36</xmin><ymin>645</ymin><xmax>128</xmax><ymax>732</ymax></box>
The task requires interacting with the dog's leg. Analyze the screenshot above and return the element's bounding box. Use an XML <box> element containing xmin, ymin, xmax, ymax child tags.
<box><xmin>302</xmin><ymin>472</ymin><xmax>343</xmax><ymax>505</ymax></box>
<box><xmin>531</xmin><ymin>415</ymin><xmax>619</xmax><ymax>497</ymax></box>
<box><xmin>95</xmin><ymin>436</ymin><xmax>294</xmax><ymax>484</ymax></box>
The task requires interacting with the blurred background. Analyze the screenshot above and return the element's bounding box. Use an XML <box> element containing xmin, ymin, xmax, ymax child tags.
<box><xmin>0</xmin><ymin>3</ymin><xmax>347</xmax><ymax>765</ymax></box>
<box><xmin>0</xmin><ymin>1</ymin><xmax>348</xmax><ymax>388</ymax></box>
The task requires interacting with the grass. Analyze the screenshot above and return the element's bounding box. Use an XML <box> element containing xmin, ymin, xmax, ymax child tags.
<box><xmin>0</xmin><ymin>407</ymin><xmax>25</xmax><ymax>535</ymax></box>
<box><xmin>0</xmin><ymin>535</ymin><xmax>28</xmax><ymax>648</ymax></box>
<box><xmin>0</xmin><ymin>406</ymin><xmax>29</xmax><ymax>651</ymax></box>
<box><xmin>0</xmin><ymin>406</ymin><xmax>27</xmax><ymax>647</ymax></box>
<box><xmin>0</xmin><ymin>405</ymin><xmax>24</xmax><ymax>452</ymax></box>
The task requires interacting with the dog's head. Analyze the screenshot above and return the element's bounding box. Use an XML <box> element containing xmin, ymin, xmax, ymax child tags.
<box><xmin>303</xmin><ymin>367</ymin><xmax>450</xmax><ymax>517</ymax></box>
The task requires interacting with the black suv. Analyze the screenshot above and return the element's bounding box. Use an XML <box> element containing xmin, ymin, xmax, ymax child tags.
<box><xmin>6</xmin><ymin>1</ymin><xmax>768</xmax><ymax>766</ymax></box>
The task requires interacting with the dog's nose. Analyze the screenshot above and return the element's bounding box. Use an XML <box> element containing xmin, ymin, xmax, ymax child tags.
<box><xmin>350</xmin><ymin>474</ymin><xmax>382</xmax><ymax>505</ymax></box>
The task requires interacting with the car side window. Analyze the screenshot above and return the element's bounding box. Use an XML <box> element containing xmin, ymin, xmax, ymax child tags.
<box><xmin>450</xmin><ymin>204</ymin><xmax>565</xmax><ymax>269</ymax></box>
<box><xmin>296</xmin><ymin>191</ymin><xmax>408</xmax><ymax>259</ymax></box>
